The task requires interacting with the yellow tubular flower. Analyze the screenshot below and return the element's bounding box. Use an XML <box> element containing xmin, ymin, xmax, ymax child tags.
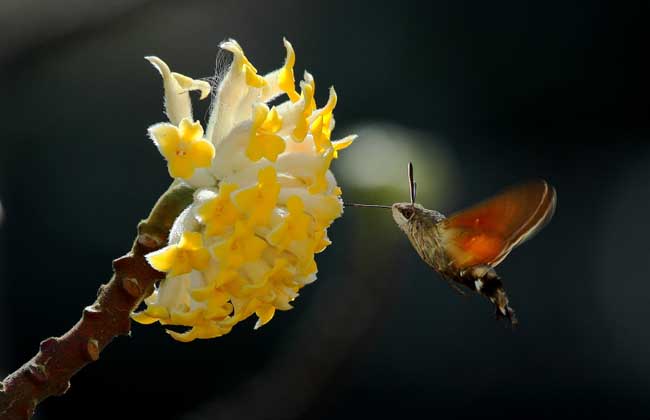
<box><xmin>147</xmin><ymin>232</ymin><xmax>211</xmax><ymax>277</ymax></box>
<box><xmin>292</xmin><ymin>74</ymin><xmax>317</xmax><ymax>141</ymax></box>
<box><xmin>268</xmin><ymin>196</ymin><xmax>311</xmax><ymax>250</ymax></box>
<box><xmin>320</xmin><ymin>88</ymin><xmax>337</xmax><ymax>138</ymax></box>
<box><xmin>221</xmin><ymin>40</ymin><xmax>267</xmax><ymax>88</ymax></box>
<box><xmin>246</xmin><ymin>104</ymin><xmax>286</xmax><ymax>162</ymax></box>
<box><xmin>310</xmin><ymin>116</ymin><xmax>329</xmax><ymax>155</ymax></box>
<box><xmin>233</xmin><ymin>166</ymin><xmax>280</xmax><ymax>226</ymax></box>
<box><xmin>213</xmin><ymin>221</ymin><xmax>267</xmax><ymax>268</ymax></box>
<box><xmin>277</xmin><ymin>38</ymin><xmax>300</xmax><ymax>102</ymax></box>
<box><xmin>135</xmin><ymin>38</ymin><xmax>356</xmax><ymax>341</ymax></box>
<box><xmin>145</xmin><ymin>56</ymin><xmax>211</xmax><ymax>125</ymax></box>
<box><xmin>149</xmin><ymin>118</ymin><xmax>215</xmax><ymax>179</ymax></box>
<box><xmin>332</xmin><ymin>135</ymin><xmax>357</xmax><ymax>158</ymax></box>
<box><xmin>309</xmin><ymin>149</ymin><xmax>335</xmax><ymax>194</ymax></box>
<box><xmin>197</xmin><ymin>183</ymin><xmax>240</xmax><ymax>237</ymax></box>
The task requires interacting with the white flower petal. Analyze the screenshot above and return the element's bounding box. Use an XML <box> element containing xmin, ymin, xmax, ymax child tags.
<box><xmin>168</xmin><ymin>206</ymin><xmax>199</xmax><ymax>245</ymax></box>
<box><xmin>181</xmin><ymin>168</ymin><xmax>216</xmax><ymax>189</ymax></box>
<box><xmin>156</xmin><ymin>273</ymin><xmax>191</xmax><ymax>309</ymax></box>
<box><xmin>210</xmin><ymin>122</ymin><xmax>258</xmax><ymax>179</ymax></box>
<box><xmin>206</xmin><ymin>40</ymin><xmax>254</xmax><ymax>147</ymax></box>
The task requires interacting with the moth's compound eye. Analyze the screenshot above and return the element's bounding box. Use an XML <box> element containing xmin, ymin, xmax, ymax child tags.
<box><xmin>400</xmin><ymin>207</ymin><xmax>414</xmax><ymax>219</ymax></box>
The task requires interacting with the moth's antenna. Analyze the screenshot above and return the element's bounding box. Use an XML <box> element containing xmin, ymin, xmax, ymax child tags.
<box><xmin>408</xmin><ymin>162</ymin><xmax>416</xmax><ymax>204</ymax></box>
<box><xmin>343</xmin><ymin>203</ymin><xmax>391</xmax><ymax>209</ymax></box>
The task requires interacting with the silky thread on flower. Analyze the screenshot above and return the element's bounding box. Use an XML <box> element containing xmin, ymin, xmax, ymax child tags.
<box><xmin>133</xmin><ymin>38</ymin><xmax>355</xmax><ymax>341</ymax></box>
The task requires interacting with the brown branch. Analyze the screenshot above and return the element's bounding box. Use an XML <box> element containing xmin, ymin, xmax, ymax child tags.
<box><xmin>0</xmin><ymin>184</ymin><xmax>194</xmax><ymax>420</ymax></box>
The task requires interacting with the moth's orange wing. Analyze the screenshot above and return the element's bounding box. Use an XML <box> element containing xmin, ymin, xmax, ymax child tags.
<box><xmin>439</xmin><ymin>180</ymin><xmax>556</xmax><ymax>269</ymax></box>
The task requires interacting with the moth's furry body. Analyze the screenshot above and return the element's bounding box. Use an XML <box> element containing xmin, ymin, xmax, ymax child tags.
<box><xmin>392</xmin><ymin>203</ymin><xmax>517</xmax><ymax>324</ymax></box>
<box><xmin>396</xmin><ymin>204</ymin><xmax>448</xmax><ymax>272</ymax></box>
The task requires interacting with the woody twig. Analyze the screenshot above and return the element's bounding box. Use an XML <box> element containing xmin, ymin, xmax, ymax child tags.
<box><xmin>0</xmin><ymin>184</ymin><xmax>193</xmax><ymax>420</ymax></box>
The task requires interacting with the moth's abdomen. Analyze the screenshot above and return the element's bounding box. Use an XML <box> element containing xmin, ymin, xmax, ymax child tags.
<box><xmin>459</xmin><ymin>265</ymin><xmax>517</xmax><ymax>325</ymax></box>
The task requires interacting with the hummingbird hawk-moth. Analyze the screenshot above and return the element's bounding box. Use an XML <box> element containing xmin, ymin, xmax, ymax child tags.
<box><xmin>346</xmin><ymin>163</ymin><xmax>556</xmax><ymax>325</ymax></box>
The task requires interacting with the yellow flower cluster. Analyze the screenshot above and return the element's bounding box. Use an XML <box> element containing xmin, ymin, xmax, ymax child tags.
<box><xmin>133</xmin><ymin>39</ymin><xmax>355</xmax><ymax>341</ymax></box>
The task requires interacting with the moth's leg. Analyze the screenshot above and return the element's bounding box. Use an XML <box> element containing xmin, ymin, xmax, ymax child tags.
<box><xmin>462</xmin><ymin>265</ymin><xmax>518</xmax><ymax>326</ymax></box>
<box><xmin>447</xmin><ymin>280</ymin><xmax>468</xmax><ymax>296</ymax></box>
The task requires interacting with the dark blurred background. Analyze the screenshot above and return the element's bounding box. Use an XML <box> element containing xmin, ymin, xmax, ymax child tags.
<box><xmin>1</xmin><ymin>0</ymin><xmax>649</xmax><ymax>419</ymax></box>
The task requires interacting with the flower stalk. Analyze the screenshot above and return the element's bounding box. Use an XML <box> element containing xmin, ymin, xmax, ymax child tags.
<box><xmin>0</xmin><ymin>184</ymin><xmax>193</xmax><ymax>420</ymax></box>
